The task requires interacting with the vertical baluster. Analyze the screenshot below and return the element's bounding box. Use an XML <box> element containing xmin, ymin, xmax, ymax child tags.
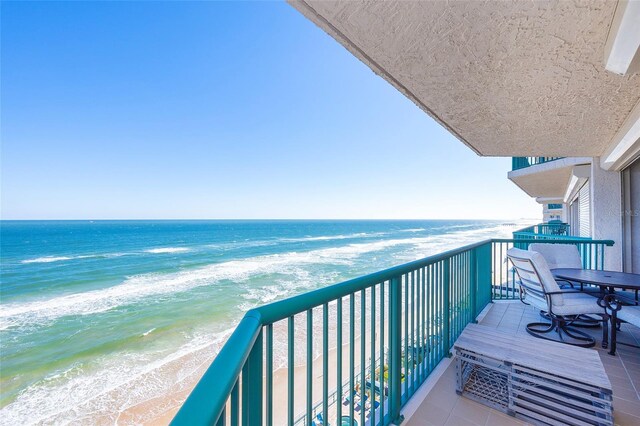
<box><xmin>455</xmin><ymin>255</ymin><xmax>459</xmax><ymax>337</ymax></box>
<box><xmin>443</xmin><ymin>258</ymin><xmax>450</xmax><ymax>356</ymax></box>
<box><xmin>370</xmin><ymin>284</ymin><xmax>376</xmax><ymax>425</ymax></box>
<box><xmin>322</xmin><ymin>303</ymin><xmax>329</xmax><ymax>426</ymax></box>
<box><xmin>389</xmin><ymin>275</ymin><xmax>402</xmax><ymax>424</ymax></box>
<box><xmin>436</xmin><ymin>262</ymin><xmax>441</xmax><ymax>362</ymax></box>
<box><xmin>379</xmin><ymin>281</ymin><xmax>385</xmax><ymax>424</ymax></box>
<box><xmin>349</xmin><ymin>294</ymin><xmax>355</xmax><ymax>424</ymax></box>
<box><xmin>403</xmin><ymin>273</ymin><xmax>409</xmax><ymax>398</ymax></box>
<box><xmin>242</xmin><ymin>329</ymin><xmax>263</xmax><ymax>426</ymax></box>
<box><xmin>470</xmin><ymin>249</ymin><xmax>477</xmax><ymax>322</ymax></box>
<box><xmin>418</xmin><ymin>267</ymin><xmax>423</xmax><ymax>384</ymax></box>
<box><xmin>410</xmin><ymin>269</ymin><xmax>415</xmax><ymax>394</ymax></box>
<box><xmin>337</xmin><ymin>297</ymin><xmax>342</xmax><ymax>423</ymax></box>
<box><xmin>424</xmin><ymin>264</ymin><xmax>434</xmax><ymax>376</ymax></box>
<box><xmin>429</xmin><ymin>263</ymin><xmax>434</xmax><ymax>372</ymax></box>
<box><xmin>499</xmin><ymin>242</ymin><xmax>504</xmax><ymax>299</ymax></box>
<box><xmin>231</xmin><ymin>380</ymin><xmax>239</xmax><ymax>426</ymax></box>
<box><xmin>288</xmin><ymin>316</ymin><xmax>294</xmax><ymax>426</ymax></box>
<box><xmin>307</xmin><ymin>309</ymin><xmax>313</xmax><ymax>426</ymax></box>
<box><xmin>266</xmin><ymin>324</ymin><xmax>273</xmax><ymax>426</ymax></box>
<box><xmin>454</xmin><ymin>255</ymin><xmax>459</xmax><ymax>339</ymax></box>
<box><xmin>360</xmin><ymin>289</ymin><xmax>366</xmax><ymax>426</ymax></box>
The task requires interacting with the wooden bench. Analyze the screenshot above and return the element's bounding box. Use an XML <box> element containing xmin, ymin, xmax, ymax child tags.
<box><xmin>453</xmin><ymin>324</ymin><xmax>613</xmax><ymax>426</ymax></box>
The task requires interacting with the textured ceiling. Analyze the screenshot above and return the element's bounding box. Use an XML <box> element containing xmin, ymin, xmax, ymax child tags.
<box><xmin>290</xmin><ymin>0</ymin><xmax>640</xmax><ymax>157</ymax></box>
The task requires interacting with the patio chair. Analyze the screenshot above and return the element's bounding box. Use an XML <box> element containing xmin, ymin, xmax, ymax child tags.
<box><xmin>528</xmin><ymin>243</ymin><xmax>586</xmax><ymax>287</ymax></box>
<box><xmin>507</xmin><ymin>248</ymin><xmax>609</xmax><ymax>348</ymax></box>
<box><xmin>529</xmin><ymin>243</ymin><xmax>602</xmax><ymax>328</ymax></box>
<box><xmin>601</xmin><ymin>295</ymin><xmax>640</xmax><ymax>354</ymax></box>
<box><xmin>529</xmin><ymin>243</ymin><xmax>581</xmax><ymax>269</ymax></box>
<box><xmin>618</xmin><ymin>306</ymin><xmax>640</xmax><ymax>328</ymax></box>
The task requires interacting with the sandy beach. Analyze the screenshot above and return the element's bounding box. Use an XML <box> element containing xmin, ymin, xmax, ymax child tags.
<box><xmin>122</xmin><ymin>314</ymin><xmax>381</xmax><ymax>426</ymax></box>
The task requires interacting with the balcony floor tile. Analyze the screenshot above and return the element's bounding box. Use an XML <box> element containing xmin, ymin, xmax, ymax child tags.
<box><xmin>405</xmin><ymin>301</ymin><xmax>640</xmax><ymax>426</ymax></box>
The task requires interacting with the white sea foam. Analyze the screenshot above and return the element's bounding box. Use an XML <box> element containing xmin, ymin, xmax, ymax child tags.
<box><xmin>144</xmin><ymin>247</ymin><xmax>190</xmax><ymax>254</ymax></box>
<box><xmin>1</xmin><ymin>222</ymin><xmax>533</xmax><ymax>331</ymax></box>
<box><xmin>281</xmin><ymin>232</ymin><xmax>386</xmax><ymax>243</ymax></box>
<box><xmin>0</xmin><ymin>220</ymin><xmax>538</xmax><ymax>425</ymax></box>
<box><xmin>0</xmin><ymin>328</ymin><xmax>234</xmax><ymax>426</ymax></box>
<box><xmin>0</xmin><ymin>242</ymin><xmax>380</xmax><ymax>330</ymax></box>
<box><xmin>20</xmin><ymin>253</ymin><xmax>128</xmax><ymax>264</ymax></box>
<box><xmin>21</xmin><ymin>256</ymin><xmax>74</xmax><ymax>264</ymax></box>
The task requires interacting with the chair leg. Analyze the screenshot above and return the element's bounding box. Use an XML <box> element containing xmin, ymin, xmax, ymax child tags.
<box><xmin>539</xmin><ymin>311</ymin><xmax>601</xmax><ymax>328</ymax></box>
<box><xmin>526</xmin><ymin>317</ymin><xmax>596</xmax><ymax>348</ymax></box>
<box><xmin>601</xmin><ymin>314</ymin><xmax>608</xmax><ymax>349</ymax></box>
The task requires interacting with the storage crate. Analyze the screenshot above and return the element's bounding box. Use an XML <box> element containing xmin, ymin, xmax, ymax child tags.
<box><xmin>454</xmin><ymin>324</ymin><xmax>613</xmax><ymax>426</ymax></box>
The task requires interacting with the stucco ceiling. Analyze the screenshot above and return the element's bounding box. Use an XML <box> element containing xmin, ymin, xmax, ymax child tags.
<box><xmin>290</xmin><ymin>0</ymin><xmax>640</xmax><ymax>157</ymax></box>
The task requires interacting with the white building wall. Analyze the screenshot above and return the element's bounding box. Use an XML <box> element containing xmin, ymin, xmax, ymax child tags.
<box><xmin>590</xmin><ymin>158</ymin><xmax>623</xmax><ymax>270</ymax></box>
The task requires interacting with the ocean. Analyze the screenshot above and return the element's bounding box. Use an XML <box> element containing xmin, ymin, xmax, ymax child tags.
<box><xmin>0</xmin><ymin>220</ymin><xmax>526</xmax><ymax>424</ymax></box>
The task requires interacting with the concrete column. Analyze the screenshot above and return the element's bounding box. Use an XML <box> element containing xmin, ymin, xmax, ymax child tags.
<box><xmin>590</xmin><ymin>158</ymin><xmax>623</xmax><ymax>270</ymax></box>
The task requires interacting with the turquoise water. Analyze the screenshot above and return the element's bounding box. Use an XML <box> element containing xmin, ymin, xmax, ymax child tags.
<box><xmin>0</xmin><ymin>220</ymin><xmax>522</xmax><ymax>424</ymax></box>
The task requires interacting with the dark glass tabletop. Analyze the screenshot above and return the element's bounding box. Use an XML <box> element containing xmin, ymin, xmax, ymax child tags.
<box><xmin>552</xmin><ymin>268</ymin><xmax>640</xmax><ymax>290</ymax></box>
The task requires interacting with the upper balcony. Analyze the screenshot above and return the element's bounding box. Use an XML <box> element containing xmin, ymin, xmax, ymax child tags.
<box><xmin>507</xmin><ymin>157</ymin><xmax>592</xmax><ymax>200</ymax></box>
<box><xmin>511</xmin><ymin>157</ymin><xmax>565</xmax><ymax>171</ymax></box>
<box><xmin>171</xmin><ymin>237</ymin><xmax>631</xmax><ymax>426</ymax></box>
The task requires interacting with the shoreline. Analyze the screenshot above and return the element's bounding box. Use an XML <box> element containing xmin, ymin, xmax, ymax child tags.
<box><xmin>1</xmin><ymin>221</ymin><xmax>534</xmax><ymax>425</ymax></box>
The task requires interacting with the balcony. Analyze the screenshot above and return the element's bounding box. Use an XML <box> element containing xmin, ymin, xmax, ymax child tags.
<box><xmin>511</xmin><ymin>157</ymin><xmax>565</xmax><ymax>171</ymax></box>
<box><xmin>512</xmin><ymin>223</ymin><xmax>574</xmax><ymax>240</ymax></box>
<box><xmin>547</xmin><ymin>204</ymin><xmax>563</xmax><ymax>210</ymax></box>
<box><xmin>507</xmin><ymin>157</ymin><xmax>592</xmax><ymax>199</ymax></box>
<box><xmin>171</xmin><ymin>238</ymin><xmax>621</xmax><ymax>426</ymax></box>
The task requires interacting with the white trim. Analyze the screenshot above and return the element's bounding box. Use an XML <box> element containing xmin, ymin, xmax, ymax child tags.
<box><xmin>563</xmin><ymin>165</ymin><xmax>591</xmax><ymax>203</ymax></box>
<box><xmin>601</xmin><ymin>99</ymin><xmax>640</xmax><ymax>171</ymax></box>
<box><xmin>535</xmin><ymin>196</ymin><xmax>564</xmax><ymax>203</ymax></box>
<box><xmin>604</xmin><ymin>0</ymin><xmax>640</xmax><ymax>76</ymax></box>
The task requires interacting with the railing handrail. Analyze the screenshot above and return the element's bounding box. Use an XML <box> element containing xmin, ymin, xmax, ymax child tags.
<box><xmin>172</xmin><ymin>237</ymin><xmax>614</xmax><ymax>425</ymax></box>
<box><xmin>174</xmin><ymin>312</ymin><xmax>262</xmax><ymax>425</ymax></box>
<box><xmin>493</xmin><ymin>238</ymin><xmax>614</xmax><ymax>245</ymax></box>
<box><xmin>257</xmin><ymin>238</ymin><xmax>490</xmax><ymax>324</ymax></box>
<box><xmin>510</xmin><ymin>232</ymin><xmax>593</xmax><ymax>241</ymax></box>
<box><xmin>512</xmin><ymin>223</ymin><xmax>574</xmax><ymax>239</ymax></box>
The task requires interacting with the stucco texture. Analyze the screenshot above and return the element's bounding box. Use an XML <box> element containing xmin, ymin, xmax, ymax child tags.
<box><xmin>290</xmin><ymin>0</ymin><xmax>640</xmax><ymax>157</ymax></box>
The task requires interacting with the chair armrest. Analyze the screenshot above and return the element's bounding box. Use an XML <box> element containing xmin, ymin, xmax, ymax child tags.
<box><xmin>544</xmin><ymin>289</ymin><xmax>585</xmax><ymax>295</ymax></box>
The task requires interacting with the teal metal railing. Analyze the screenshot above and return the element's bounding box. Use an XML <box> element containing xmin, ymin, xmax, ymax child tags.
<box><xmin>547</xmin><ymin>203</ymin><xmax>562</xmax><ymax>210</ymax></box>
<box><xmin>512</xmin><ymin>223</ymin><xmax>574</xmax><ymax>241</ymax></box>
<box><xmin>171</xmin><ymin>237</ymin><xmax>613</xmax><ymax>426</ymax></box>
<box><xmin>512</xmin><ymin>157</ymin><xmax>564</xmax><ymax>170</ymax></box>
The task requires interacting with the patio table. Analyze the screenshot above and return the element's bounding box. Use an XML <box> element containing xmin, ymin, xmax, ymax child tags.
<box><xmin>552</xmin><ymin>268</ymin><xmax>640</xmax><ymax>355</ymax></box>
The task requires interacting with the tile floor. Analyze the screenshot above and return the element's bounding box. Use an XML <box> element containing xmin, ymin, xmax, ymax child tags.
<box><xmin>406</xmin><ymin>301</ymin><xmax>640</xmax><ymax>426</ymax></box>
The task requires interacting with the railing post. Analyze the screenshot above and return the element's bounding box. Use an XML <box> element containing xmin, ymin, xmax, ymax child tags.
<box><xmin>242</xmin><ymin>329</ymin><xmax>263</xmax><ymax>426</ymax></box>
<box><xmin>389</xmin><ymin>275</ymin><xmax>404</xmax><ymax>424</ymax></box>
<box><xmin>443</xmin><ymin>259</ymin><xmax>451</xmax><ymax>357</ymax></box>
<box><xmin>470</xmin><ymin>249</ymin><xmax>477</xmax><ymax>322</ymax></box>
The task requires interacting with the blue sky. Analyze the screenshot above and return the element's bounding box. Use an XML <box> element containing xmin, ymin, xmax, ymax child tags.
<box><xmin>1</xmin><ymin>1</ymin><xmax>539</xmax><ymax>220</ymax></box>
